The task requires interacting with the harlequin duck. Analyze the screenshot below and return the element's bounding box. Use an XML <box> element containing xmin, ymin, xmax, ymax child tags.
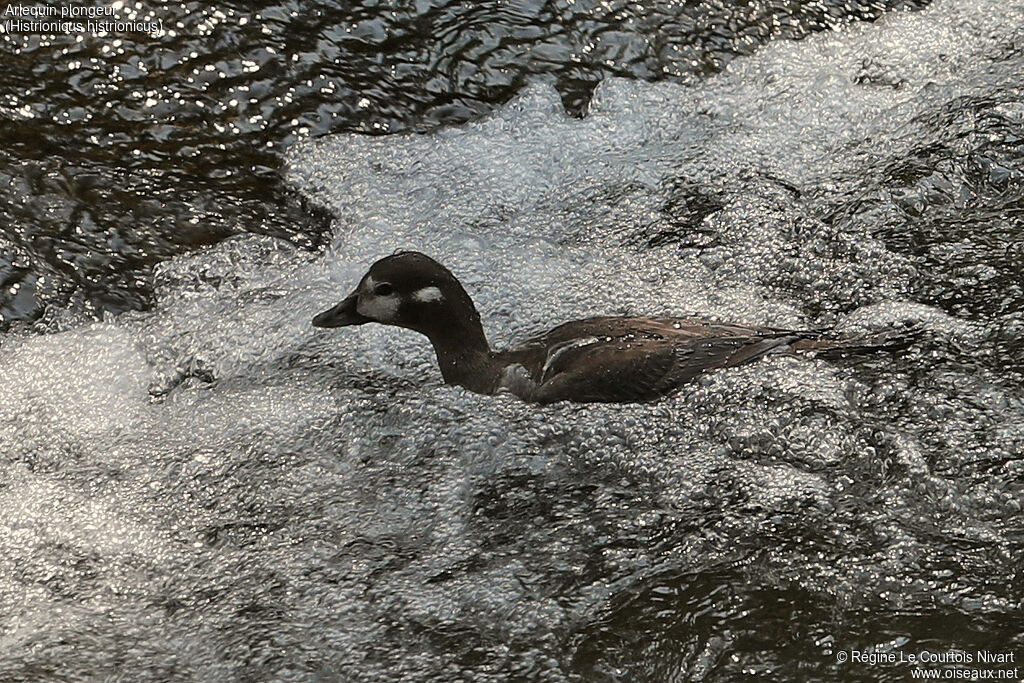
<box><xmin>313</xmin><ymin>251</ymin><xmax>914</xmax><ymax>403</ymax></box>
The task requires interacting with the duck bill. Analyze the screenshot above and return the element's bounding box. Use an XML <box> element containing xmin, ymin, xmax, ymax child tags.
<box><xmin>312</xmin><ymin>292</ymin><xmax>370</xmax><ymax>328</ymax></box>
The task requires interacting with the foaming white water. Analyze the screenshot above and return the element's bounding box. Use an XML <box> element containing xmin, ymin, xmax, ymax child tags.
<box><xmin>291</xmin><ymin>0</ymin><xmax>1021</xmax><ymax>339</ymax></box>
<box><xmin>3</xmin><ymin>0</ymin><xmax>1024</xmax><ymax>679</ymax></box>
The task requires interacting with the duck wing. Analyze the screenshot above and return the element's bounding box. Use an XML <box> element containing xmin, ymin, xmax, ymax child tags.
<box><xmin>502</xmin><ymin>317</ymin><xmax>806</xmax><ymax>403</ymax></box>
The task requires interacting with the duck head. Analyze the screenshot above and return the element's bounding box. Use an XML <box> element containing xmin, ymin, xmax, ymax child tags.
<box><xmin>313</xmin><ymin>252</ymin><xmax>491</xmax><ymax>366</ymax></box>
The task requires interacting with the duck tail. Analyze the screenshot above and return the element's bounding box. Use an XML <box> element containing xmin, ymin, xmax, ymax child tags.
<box><xmin>791</xmin><ymin>321</ymin><xmax>925</xmax><ymax>358</ymax></box>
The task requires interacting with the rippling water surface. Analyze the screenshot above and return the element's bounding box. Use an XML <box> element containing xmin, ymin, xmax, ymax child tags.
<box><xmin>1</xmin><ymin>0</ymin><xmax>925</xmax><ymax>328</ymax></box>
<box><xmin>2</xmin><ymin>0</ymin><xmax>1023</xmax><ymax>681</ymax></box>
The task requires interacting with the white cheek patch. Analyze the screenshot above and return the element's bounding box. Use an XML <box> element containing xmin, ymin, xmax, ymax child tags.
<box><xmin>412</xmin><ymin>286</ymin><xmax>444</xmax><ymax>303</ymax></box>
<box><xmin>357</xmin><ymin>294</ymin><xmax>400</xmax><ymax>321</ymax></box>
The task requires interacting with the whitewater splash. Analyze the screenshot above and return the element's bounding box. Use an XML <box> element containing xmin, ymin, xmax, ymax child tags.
<box><xmin>2</xmin><ymin>0</ymin><xmax>1022</xmax><ymax>679</ymax></box>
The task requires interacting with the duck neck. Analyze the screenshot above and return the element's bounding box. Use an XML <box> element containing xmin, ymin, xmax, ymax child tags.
<box><xmin>427</xmin><ymin>320</ymin><xmax>498</xmax><ymax>394</ymax></box>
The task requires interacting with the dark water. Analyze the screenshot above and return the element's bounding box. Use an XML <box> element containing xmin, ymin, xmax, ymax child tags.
<box><xmin>3</xmin><ymin>1</ymin><xmax>1024</xmax><ymax>682</ymax></box>
<box><xmin>0</xmin><ymin>0</ymin><xmax>926</xmax><ymax>330</ymax></box>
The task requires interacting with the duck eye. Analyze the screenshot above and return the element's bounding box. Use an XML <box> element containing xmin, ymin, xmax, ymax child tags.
<box><xmin>373</xmin><ymin>282</ymin><xmax>394</xmax><ymax>296</ymax></box>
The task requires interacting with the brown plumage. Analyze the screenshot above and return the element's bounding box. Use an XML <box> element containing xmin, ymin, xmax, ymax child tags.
<box><xmin>312</xmin><ymin>251</ymin><xmax>915</xmax><ymax>404</ymax></box>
